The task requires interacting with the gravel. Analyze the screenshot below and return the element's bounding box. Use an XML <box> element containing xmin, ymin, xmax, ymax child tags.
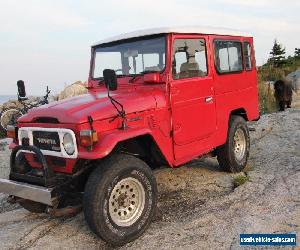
<box><xmin>0</xmin><ymin>106</ymin><xmax>299</xmax><ymax>249</ymax></box>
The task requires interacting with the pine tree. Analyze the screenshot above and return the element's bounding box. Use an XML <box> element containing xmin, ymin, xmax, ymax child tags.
<box><xmin>269</xmin><ymin>39</ymin><xmax>286</xmax><ymax>67</ymax></box>
<box><xmin>295</xmin><ymin>48</ymin><xmax>300</xmax><ymax>58</ymax></box>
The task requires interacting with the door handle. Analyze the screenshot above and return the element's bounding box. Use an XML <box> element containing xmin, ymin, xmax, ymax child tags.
<box><xmin>205</xmin><ymin>96</ymin><xmax>213</xmax><ymax>103</ymax></box>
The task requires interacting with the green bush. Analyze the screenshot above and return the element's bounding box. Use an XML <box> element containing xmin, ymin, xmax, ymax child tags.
<box><xmin>233</xmin><ymin>175</ymin><xmax>249</xmax><ymax>188</ymax></box>
<box><xmin>256</xmin><ymin>58</ymin><xmax>300</xmax><ymax>114</ymax></box>
<box><xmin>257</xmin><ymin>79</ymin><xmax>277</xmax><ymax>114</ymax></box>
<box><xmin>259</xmin><ymin>66</ymin><xmax>285</xmax><ymax>82</ymax></box>
<box><xmin>0</xmin><ymin>130</ymin><xmax>5</xmax><ymax>139</ymax></box>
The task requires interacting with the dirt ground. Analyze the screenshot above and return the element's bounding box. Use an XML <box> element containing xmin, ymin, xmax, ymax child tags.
<box><xmin>0</xmin><ymin>97</ymin><xmax>299</xmax><ymax>249</ymax></box>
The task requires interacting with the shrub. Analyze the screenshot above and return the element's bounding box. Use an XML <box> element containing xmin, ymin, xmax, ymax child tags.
<box><xmin>257</xmin><ymin>79</ymin><xmax>277</xmax><ymax>114</ymax></box>
<box><xmin>233</xmin><ymin>175</ymin><xmax>249</xmax><ymax>188</ymax></box>
<box><xmin>0</xmin><ymin>130</ymin><xmax>5</xmax><ymax>139</ymax></box>
<box><xmin>259</xmin><ymin>65</ymin><xmax>285</xmax><ymax>81</ymax></box>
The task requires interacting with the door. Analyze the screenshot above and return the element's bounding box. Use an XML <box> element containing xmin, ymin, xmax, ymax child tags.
<box><xmin>170</xmin><ymin>36</ymin><xmax>217</xmax><ymax>146</ymax></box>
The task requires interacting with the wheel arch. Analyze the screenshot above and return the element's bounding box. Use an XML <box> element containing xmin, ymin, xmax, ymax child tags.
<box><xmin>79</xmin><ymin>128</ymin><xmax>170</xmax><ymax>168</ymax></box>
<box><xmin>113</xmin><ymin>134</ymin><xmax>168</xmax><ymax>169</ymax></box>
<box><xmin>76</xmin><ymin>129</ymin><xmax>170</xmax><ymax>190</ymax></box>
<box><xmin>214</xmin><ymin>107</ymin><xmax>249</xmax><ymax>151</ymax></box>
<box><xmin>229</xmin><ymin>108</ymin><xmax>248</xmax><ymax>121</ymax></box>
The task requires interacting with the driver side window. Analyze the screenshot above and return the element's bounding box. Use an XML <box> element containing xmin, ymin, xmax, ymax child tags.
<box><xmin>172</xmin><ymin>39</ymin><xmax>208</xmax><ymax>80</ymax></box>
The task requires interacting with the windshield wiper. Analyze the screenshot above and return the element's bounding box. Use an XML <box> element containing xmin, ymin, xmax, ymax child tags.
<box><xmin>98</xmin><ymin>74</ymin><xmax>132</xmax><ymax>85</ymax></box>
<box><xmin>97</xmin><ymin>78</ymin><xmax>104</xmax><ymax>85</ymax></box>
<box><xmin>100</xmin><ymin>71</ymin><xmax>160</xmax><ymax>85</ymax></box>
<box><xmin>129</xmin><ymin>74</ymin><xmax>142</xmax><ymax>83</ymax></box>
<box><xmin>129</xmin><ymin>70</ymin><xmax>159</xmax><ymax>83</ymax></box>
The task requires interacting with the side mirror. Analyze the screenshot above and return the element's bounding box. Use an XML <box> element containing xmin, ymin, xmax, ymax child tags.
<box><xmin>143</xmin><ymin>72</ymin><xmax>161</xmax><ymax>84</ymax></box>
<box><xmin>17</xmin><ymin>80</ymin><xmax>26</xmax><ymax>98</ymax></box>
<box><xmin>103</xmin><ymin>69</ymin><xmax>118</xmax><ymax>91</ymax></box>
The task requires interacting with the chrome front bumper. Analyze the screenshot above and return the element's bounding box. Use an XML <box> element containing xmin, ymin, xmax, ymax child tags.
<box><xmin>0</xmin><ymin>178</ymin><xmax>56</xmax><ymax>206</ymax></box>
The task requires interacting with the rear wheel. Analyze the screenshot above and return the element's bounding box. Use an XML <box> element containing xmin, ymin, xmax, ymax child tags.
<box><xmin>217</xmin><ymin>115</ymin><xmax>250</xmax><ymax>173</ymax></box>
<box><xmin>83</xmin><ymin>154</ymin><xmax>157</xmax><ymax>246</ymax></box>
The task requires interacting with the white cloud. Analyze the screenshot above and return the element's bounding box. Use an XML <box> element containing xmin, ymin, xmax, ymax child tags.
<box><xmin>217</xmin><ymin>0</ymin><xmax>270</xmax><ymax>7</ymax></box>
<box><xmin>0</xmin><ymin>0</ymin><xmax>88</xmax><ymax>32</ymax></box>
<box><xmin>217</xmin><ymin>0</ymin><xmax>299</xmax><ymax>8</ymax></box>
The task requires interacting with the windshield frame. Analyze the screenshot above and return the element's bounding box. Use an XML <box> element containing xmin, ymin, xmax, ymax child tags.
<box><xmin>90</xmin><ymin>34</ymin><xmax>167</xmax><ymax>81</ymax></box>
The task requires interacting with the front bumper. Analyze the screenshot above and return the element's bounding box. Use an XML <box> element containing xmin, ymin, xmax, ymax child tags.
<box><xmin>0</xmin><ymin>179</ymin><xmax>56</xmax><ymax>206</ymax></box>
<box><xmin>0</xmin><ymin>145</ymin><xmax>62</xmax><ymax>206</ymax></box>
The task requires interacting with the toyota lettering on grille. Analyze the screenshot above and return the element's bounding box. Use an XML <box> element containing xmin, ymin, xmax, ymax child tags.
<box><xmin>36</xmin><ymin>138</ymin><xmax>57</xmax><ymax>145</ymax></box>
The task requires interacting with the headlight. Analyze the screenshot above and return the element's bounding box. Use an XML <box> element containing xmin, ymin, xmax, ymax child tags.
<box><xmin>63</xmin><ymin>133</ymin><xmax>75</xmax><ymax>155</ymax></box>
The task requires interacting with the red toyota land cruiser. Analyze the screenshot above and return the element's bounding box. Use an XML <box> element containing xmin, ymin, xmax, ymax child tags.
<box><xmin>0</xmin><ymin>26</ymin><xmax>259</xmax><ymax>246</ymax></box>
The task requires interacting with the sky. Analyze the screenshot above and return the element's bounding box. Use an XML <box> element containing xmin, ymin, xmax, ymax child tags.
<box><xmin>0</xmin><ymin>0</ymin><xmax>299</xmax><ymax>95</ymax></box>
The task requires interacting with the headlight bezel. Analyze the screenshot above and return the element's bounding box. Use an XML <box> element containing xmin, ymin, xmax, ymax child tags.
<box><xmin>19</xmin><ymin>129</ymin><xmax>29</xmax><ymax>140</ymax></box>
<box><xmin>63</xmin><ymin>132</ymin><xmax>75</xmax><ymax>155</ymax></box>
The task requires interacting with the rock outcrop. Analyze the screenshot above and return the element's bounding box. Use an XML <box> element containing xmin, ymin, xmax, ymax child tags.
<box><xmin>57</xmin><ymin>81</ymin><xmax>87</xmax><ymax>100</ymax></box>
<box><xmin>286</xmin><ymin>68</ymin><xmax>300</xmax><ymax>92</ymax></box>
<box><xmin>0</xmin><ymin>81</ymin><xmax>87</xmax><ymax>138</ymax></box>
<box><xmin>0</xmin><ymin>81</ymin><xmax>87</xmax><ymax>113</ymax></box>
<box><xmin>0</xmin><ymin>106</ymin><xmax>300</xmax><ymax>249</ymax></box>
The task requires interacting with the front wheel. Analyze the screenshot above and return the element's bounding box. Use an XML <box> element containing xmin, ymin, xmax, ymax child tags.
<box><xmin>83</xmin><ymin>154</ymin><xmax>157</xmax><ymax>246</ymax></box>
<box><xmin>216</xmin><ymin>115</ymin><xmax>250</xmax><ymax>173</ymax></box>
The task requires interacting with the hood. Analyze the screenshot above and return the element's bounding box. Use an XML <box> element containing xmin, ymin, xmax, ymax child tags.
<box><xmin>19</xmin><ymin>89</ymin><xmax>158</xmax><ymax>124</ymax></box>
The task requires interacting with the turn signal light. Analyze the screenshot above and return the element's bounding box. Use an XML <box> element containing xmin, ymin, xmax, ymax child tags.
<box><xmin>80</xmin><ymin>130</ymin><xmax>98</xmax><ymax>148</ymax></box>
<box><xmin>7</xmin><ymin>125</ymin><xmax>17</xmax><ymax>139</ymax></box>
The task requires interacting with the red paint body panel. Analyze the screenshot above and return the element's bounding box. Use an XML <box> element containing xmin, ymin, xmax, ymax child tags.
<box><xmin>24</xmin><ymin>154</ymin><xmax>77</xmax><ymax>174</ymax></box>
<box><xmin>18</xmin><ymin>88</ymin><xmax>158</xmax><ymax>124</ymax></box>
<box><xmin>12</xmin><ymin>32</ymin><xmax>259</xmax><ymax>174</ymax></box>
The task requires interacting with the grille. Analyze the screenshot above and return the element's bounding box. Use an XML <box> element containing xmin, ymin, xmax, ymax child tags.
<box><xmin>33</xmin><ymin>155</ymin><xmax>66</xmax><ymax>167</ymax></box>
<box><xmin>32</xmin><ymin>131</ymin><xmax>61</xmax><ymax>152</ymax></box>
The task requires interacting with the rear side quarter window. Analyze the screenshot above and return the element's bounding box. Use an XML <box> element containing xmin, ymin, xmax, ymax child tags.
<box><xmin>243</xmin><ymin>42</ymin><xmax>253</xmax><ymax>71</ymax></box>
<box><xmin>214</xmin><ymin>40</ymin><xmax>243</xmax><ymax>74</ymax></box>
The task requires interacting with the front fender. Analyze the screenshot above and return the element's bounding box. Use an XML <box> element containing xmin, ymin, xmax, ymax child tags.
<box><xmin>78</xmin><ymin>127</ymin><xmax>152</xmax><ymax>160</ymax></box>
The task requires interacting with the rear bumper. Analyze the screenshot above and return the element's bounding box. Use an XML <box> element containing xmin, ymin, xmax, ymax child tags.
<box><xmin>0</xmin><ymin>178</ymin><xmax>57</xmax><ymax>206</ymax></box>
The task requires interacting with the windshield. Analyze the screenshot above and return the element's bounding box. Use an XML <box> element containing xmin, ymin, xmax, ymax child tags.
<box><xmin>93</xmin><ymin>35</ymin><xmax>166</xmax><ymax>79</ymax></box>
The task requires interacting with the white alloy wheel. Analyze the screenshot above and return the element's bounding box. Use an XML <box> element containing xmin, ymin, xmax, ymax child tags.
<box><xmin>109</xmin><ymin>177</ymin><xmax>145</xmax><ymax>227</ymax></box>
<box><xmin>233</xmin><ymin>128</ymin><xmax>246</xmax><ymax>161</ymax></box>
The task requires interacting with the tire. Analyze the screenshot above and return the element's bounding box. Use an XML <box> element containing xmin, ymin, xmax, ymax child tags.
<box><xmin>216</xmin><ymin>115</ymin><xmax>250</xmax><ymax>173</ymax></box>
<box><xmin>83</xmin><ymin>154</ymin><xmax>157</xmax><ymax>246</ymax></box>
<box><xmin>0</xmin><ymin>108</ymin><xmax>23</xmax><ymax>130</ymax></box>
<box><xmin>19</xmin><ymin>200</ymin><xmax>47</xmax><ymax>213</ymax></box>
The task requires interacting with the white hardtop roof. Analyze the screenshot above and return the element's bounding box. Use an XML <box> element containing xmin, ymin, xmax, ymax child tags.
<box><xmin>93</xmin><ymin>26</ymin><xmax>252</xmax><ymax>46</ymax></box>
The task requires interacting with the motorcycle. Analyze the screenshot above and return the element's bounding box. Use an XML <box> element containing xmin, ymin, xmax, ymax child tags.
<box><xmin>0</xmin><ymin>80</ymin><xmax>50</xmax><ymax>132</ymax></box>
